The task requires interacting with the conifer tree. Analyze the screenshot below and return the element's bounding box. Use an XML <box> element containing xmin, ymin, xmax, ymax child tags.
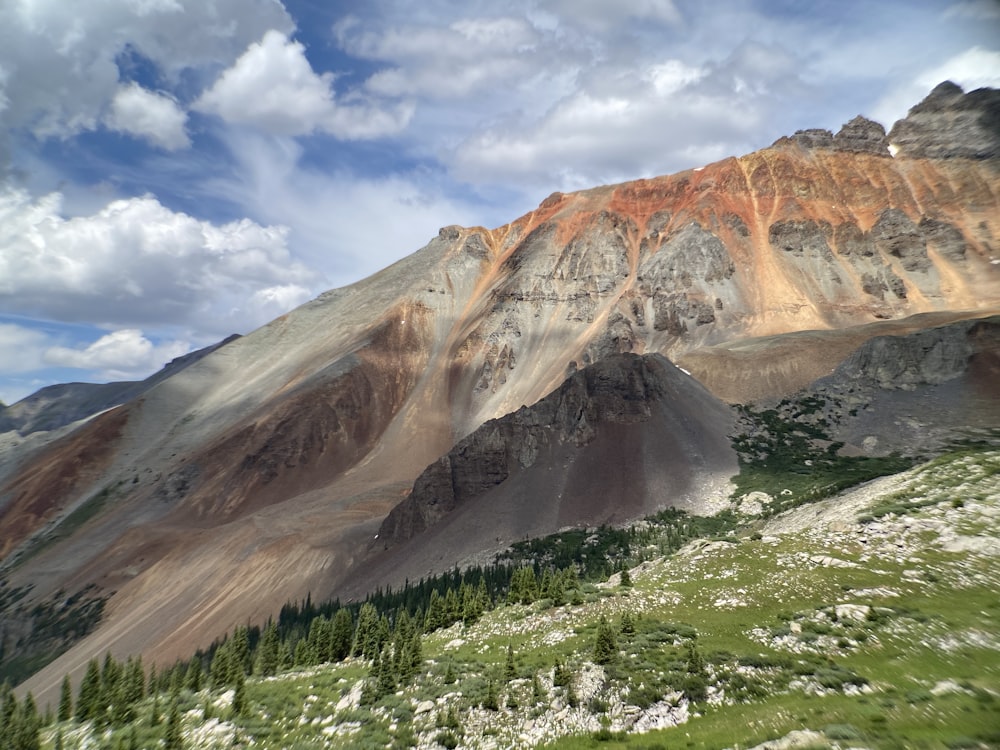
<box><xmin>255</xmin><ymin>622</ymin><xmax>281</xmax><ymax>677</ymax></box>
<box><xmin>620</xmin><ymin>611</ymin><xmax>636</xmax><ymax>637</ymax></box>
<box><xmin>185</xmin><ymin>658</ymin><xmax>203</xmax><ymax>691</ymax></box>
<box><xmin>504</xmin><ymin>643</ymin><xmax>517</xmax><ymax>682</ymax></box>
<box><xmin>58</xmin><ymin>674</ymin><xmax>73</xmax><ymax>722</ymax></box>
<box><xmin>593</xmin><ymin>616</ymin><xmax>618</xmax><ymax>664</ymax></box>
<box><xmin>76</xmin><ymin>658</ymin><xmax>102</xmax><ymax>721</ymax></box>
<box><xmin>163</xmin><ymin>697</ymin><xmax>183</xmax><ymax>750</ymax></box>
<box><xmin>353</xmin><ymin>602</ymin><xmax>379</xmax><ymax>656</ymax></box>
<box><xmin>424</xmin><ymin>590</ymin><xmax>445</xmax><ymax>632</ymax></box>
<box><xmin>231</xmin><ymin>670</ymin><xmax>247</xmax><ymax>719</ymax></box>
<box><xmin>15</xmin><ymin>692</ymin><xmax>41</xmax><ymax>750</ymax></box>
<box><xmin>330</xmin><ymin>608</ymin><xmax>353</xmax><ymax>661</ymax></box>
<box><xmin>619</xmin><ymin>563</ymin><xmax>632</xmax><ymax>588</ymax></box>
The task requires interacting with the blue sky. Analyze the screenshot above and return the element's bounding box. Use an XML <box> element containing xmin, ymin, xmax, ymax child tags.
<box><xmin>0</xmin><ymin>0</ymin><xmax>998</xmax><ymax>406</ymax></box>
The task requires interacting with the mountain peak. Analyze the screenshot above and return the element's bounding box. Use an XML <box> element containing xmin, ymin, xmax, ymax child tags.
<box><xmin>888</xmin><ymin>80</ymin><xmax>1000</xmax><ymax>159</ymax></box>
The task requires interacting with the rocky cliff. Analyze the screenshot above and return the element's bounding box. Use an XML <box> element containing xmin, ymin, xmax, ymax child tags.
<box><xmin>3</xmin><ymin>83</ymin><xmax>999</xmax><ymax>703</ymax></box>
<box><xmin>369</xmin><ymin>353</ymin><xmax>735</xmax><ymax>583</ymax></box>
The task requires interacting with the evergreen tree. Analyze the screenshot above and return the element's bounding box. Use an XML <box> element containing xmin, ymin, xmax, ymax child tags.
<box><xmin>15</xmin><ymin>692</ymin><xmax>41</xmax><ymax>750</ymax></box>
<box><xmin>686</xmin><ymin>641</ymin><xmax>705</xmax><ymax>675</ymax></box>
<box><xmin>306</xmin><ymin>616</ymin><xmax>330</xmax><ymax>664</ymax></box>
<box><xmin>293</xmin><ymin>639</ymin><xmax>310</xmax><ymax>666</ymax></box>
<box><xmin>504</xmin><ymin>643</ymin><xmax>517</xmax><ymax>683</ymax></box>
<box><xmin>76</xmin><ymin>658</ymin><xmax>102</xmax><ymax>721</ymax></box>
<box><xmin>424</xmin><ymin>590</ymin><xmax>445</xmax><ymax>632</ymax></box>
<box><xmin>376</xmin><ymin>646</ymin><xmax>395</xmax><ymax>697</ymax></box>
<box><xmin>330</xmin><ymin>608</ymin><xmax>353</xmax><ymax>661</ymax></box>
<box><xmin>353</xmin><ymin>603</ymin><xmax>379</xmax><ymax>657</ymax></box>
<box><xmin>619</xmin><ymin>563</ymin><xmax>632</xmax><ymax>588</ymax></box>
<box><xmin>163</xmin><ymin>698</ymin><xmax>183</xmax><ymax>750</ymax></box>
<box><xmin>231</xmin><ymin>670</ymin><xmax>247</xmax><ymax>719</ymax></box>
<box><xmin>54</xmin><ymin>729</ymin><xmax>64</xmax><ymax>750</ymax></box>
<box><xmin>593</xmin><ymin>616</ymin><xmax>618</xmax><ymax>664</ymax></box>
<box><xmin>619</xmin><ymin>611</ymin><xmax>636</xmax><ymax>637</ymax></box>
<box><xmin>210</xmin><ymin>644</ymin><xmax>232</xmax><ymax>688</ymax></box>
<box><xmin>58</xmin><ymin>674</ymin><xmax>73</xmax><ymax>722</ymax></box>
<box><xmin>255</xmin><ymin>622</ymin><xmax>281</xmax><ymax>677</ymax></box>
<box><xmin>231</xmin><ymin>626</ymin><xmax>251</xmax><ymax>677</ymax></box>
<box><xmin>149</xmin><ymin>692</ymin><xmax>161</xmax><ymax>727</ymax></box>
<box><xmin>552</xmin><ymin>659</ymin><xmax>571</xmax><ymax>688</ymax></box>
<box><xmin>184</xmin><ymin>658</ymin><xmax>202</xmax><ymax>691</ymax></box>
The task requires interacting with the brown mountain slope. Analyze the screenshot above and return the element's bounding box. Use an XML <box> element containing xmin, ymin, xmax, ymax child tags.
<box><xmin>352</xmin><ymin>352</ymin><xmax>735</xmax><ymax>596</ymax></box>
<box><xmin>4</xmin><ymin>84</ymin><xmax>1000</xmax><ymax>703</ymax></box>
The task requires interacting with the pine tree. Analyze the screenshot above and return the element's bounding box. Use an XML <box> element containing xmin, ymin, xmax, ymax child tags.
<box><xmin>424</xmin><ymin>590</ymin><xmax>445</xmax><ymax>632</ymax></box>
<box><xmin>686</xmin><ymin>641</ymin><xmax>705</xmax><ymax>675</ymax></box>
<box><xmin>58</xmin><ymin>674</ymin><xmax>73</xmax><ymax>722</ymax></box>
<box><xmin>15</xmin><ymin>692</ymin><xmax>41</xmax><ymax>750</ymax></box>
<box><xmin>231</xmin><ymin>670</ymin><xmax>247</xmax><ymax>719</ymax></box>
<box><xmin>149</xmin><ymin>692</ymin><xmax>161</xmax><ymax>727</ymax></box>
<box><xmin>54</xmin><ymin>729</ymin><xmax>64</xmax><ymax>750</ymax></box>
<box><xmin>503</xmin><ymin>643</ymin><xmax>517</xmax><ymax>683</ymax></box>
<box><xmin>163</xmin><ymin>698</ymin><xmax>183</xmax><ymax>750</ymax></box>
<box><xmin>76</xmin><ymin>658</ymin><xmax>102</xmax><ymax>721</ymax></box>
<box><xmin>353</xmin><ymin>602</ymin><xmax>379</xmax><ymax>656</ymax></box>
<box><xmin>593</xmin><ymin>616</ymin><xmax>618</xmax><ymax>664</ymax></box>
<box><xmin>619</xmin><ymin>611</ymin><xmax>636</xmax><ymax>637</ymax></box>
<box><xmin>619</xmin><ymin>563</ymin><xmax>632</xmax><ymax>588</ymax></box>
<box><xmin>185</xmin><ymin>658</ymin><xmax>203</xmax><ymax>691</ymax></box>
<box><xmin>255</xmin><ymin>622</ymin><xmax>281</xmax><ymax>677</ymax></box>
<box><xmin>330</xmin><ymin>608</ymin><xmax>354</xmax><ymax>661</ymax></box>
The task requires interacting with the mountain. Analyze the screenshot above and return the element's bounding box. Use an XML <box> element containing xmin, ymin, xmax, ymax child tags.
<box><xmin>2</xmin><ymin>83</ymin><xmax>999</xmax><ymax>705</ymax></box>
<box><xmin>0</xmin><ymin>335</ymin><xmax>240</xmax><ymax>438</ymax></box>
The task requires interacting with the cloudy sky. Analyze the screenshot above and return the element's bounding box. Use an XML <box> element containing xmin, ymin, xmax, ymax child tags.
<box><xmin>0</xmin><ymin>0</ymin><xmax>998</xmax><ymax>405</ymax></box>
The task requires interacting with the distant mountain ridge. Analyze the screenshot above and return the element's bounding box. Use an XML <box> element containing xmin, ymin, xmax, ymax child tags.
<box><xmin>2</xmin><ymin>82</ymin><xmax>998</xmax><ymax>706</ymax></box>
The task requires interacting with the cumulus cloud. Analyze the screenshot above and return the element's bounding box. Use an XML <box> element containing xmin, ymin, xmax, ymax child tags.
<box><xmin>0</xmin><ymin>0</ymin><xmax>292</xmax><ymax>157</ymax></box>
<box><xmin>105</xmin><ymin>83</ymin><xmax>190</xmax><ymax>150</ymax></box>
<box><xmin>0</xmin><ymin>187</ymin><xmax>314</xmax><ymax>334</ymax></box>
<box><xmin>451</xmin><ymin>42</ymin><xmax>802</xmax><ymax>190</ymax></box>
<box><xmin>44</xmin><ymin>329</ymin><xmax>191</xmax><ymax>381</ymax></box>
<box><xmin>196</xmin><ymin>30</ymin><xmax>413</xmax><ymax>139</ymax></box>
<box><xmin>340</xmin><ymin>16</ymin><xmax>544</xmax><ymax>99</ymax></box>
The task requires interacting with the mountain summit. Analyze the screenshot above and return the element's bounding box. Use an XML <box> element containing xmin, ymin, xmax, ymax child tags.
<box><xmin>2</xmin><ymin>83</ymin><xmax>998</xmax><ymax>703</ymax></box>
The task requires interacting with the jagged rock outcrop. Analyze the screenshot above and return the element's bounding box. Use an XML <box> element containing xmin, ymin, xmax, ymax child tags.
<box><xmin>780</xmin><ymin>115</ymin><xmax>891</xmax><ymax>155</ymax></box>
<box><xmin>888</xmin><ymin>81</ymin><xmax>1000</xmax><ymax>159</ymax></box>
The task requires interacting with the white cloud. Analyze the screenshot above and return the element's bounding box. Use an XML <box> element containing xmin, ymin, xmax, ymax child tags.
<box><xmin>872</xmin><ymin>46</ymin><xmax>1000</xmax><ymax>126</ymax></box>
<box><xmin>44</xmin><ymin>329</ymin><xmax>191</xmax><ymax>381</ymax></box>
<box><xmin>206</xmin><ymin>131</ymin><xmax>501</xmax><ymax>287</ymax></box>
<box><xmin>0</xmin><ymin>187</ymin><xmax>314</xmax><ymax>335</ymax></box>
<box><xmin>105</xmin><ymin>83</ymin><xmax>190</xmax><ymax>150</ymax></box>
<box><xmin>341</xmin><ymin>16</ymin><xmax>543</xmax><ymax>99</ymax></box>
<box><xmin>451</xmin><ymin>42</ymin><xmax>801</xmax><ymax>190</ymax></box>
<box><xmin>196</xmin><ymin>30</ymin><xmax>413</xmax><ymax>139</ymax></box>
<box><xmin>0</xmin><ymin>0</ymin><xmax>292</xmax><ymax>156</ymax></box>
<box><xmin>0</xmin><ymin>323</ymin><xmax>46</xmax><ymax>374</ymax></box>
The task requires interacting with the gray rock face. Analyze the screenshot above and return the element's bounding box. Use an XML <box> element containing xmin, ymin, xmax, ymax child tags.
<box><xmin>779</xmin><ymin>116</ymin><xmax>889</xmax><ymax>156</ymax></box>
<box><xmin>833</xmin><ymin>116</ymin><xmax>891</xmax><ymax>155</ymax></box>
<box><xmin>888</xmin><ymin>81</ymin><xmax>1000</xmax><ymax>159</ymax></box>
<box><xmin>377</xmin><ymin>353</ymin><xmax>736</xmax><ymax>546</ymax></box>
<box><xmin>869</xmin><ymin>209</ymin><xmax>930</xmax><ymax>273</ymax></box>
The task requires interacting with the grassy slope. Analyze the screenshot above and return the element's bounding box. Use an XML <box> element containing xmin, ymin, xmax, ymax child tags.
<box><xmin>42</xmin><ymin>448</ymin><xmax>1000</xmax><ymax>750</ymax></box>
